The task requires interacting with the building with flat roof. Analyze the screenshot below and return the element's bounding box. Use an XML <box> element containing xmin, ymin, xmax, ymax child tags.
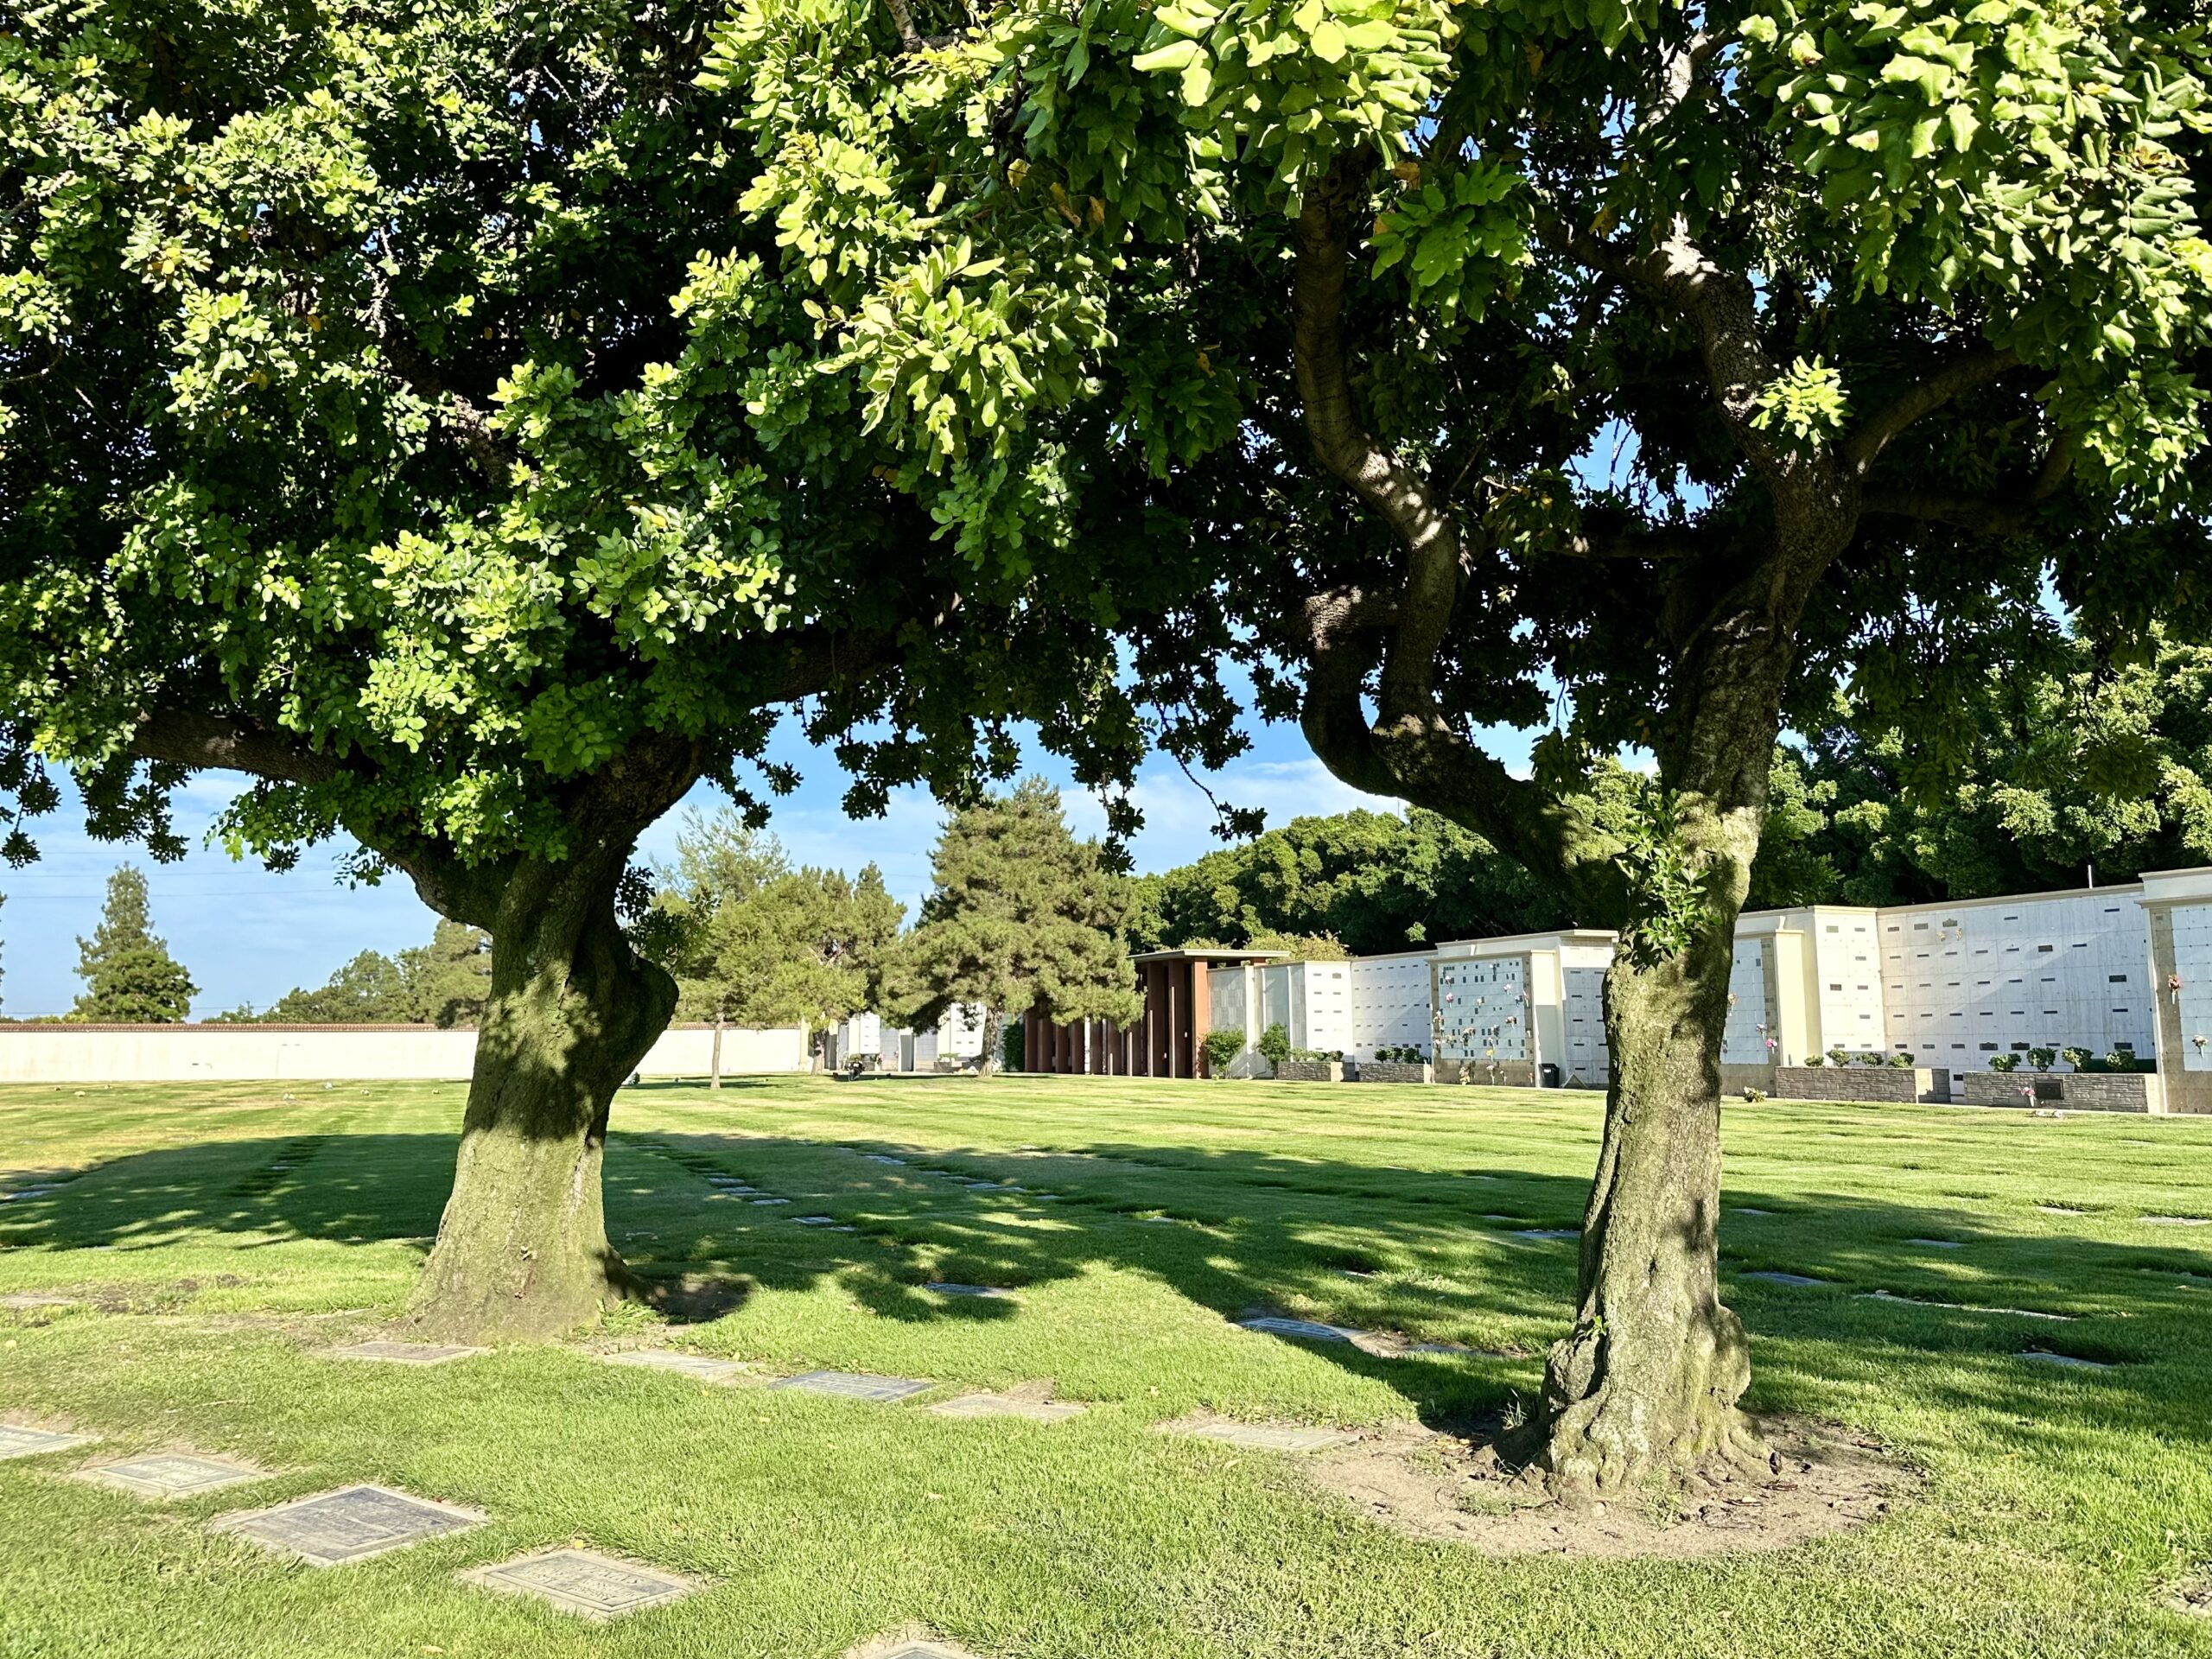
<box><xmin>1022</xmin><ymin>868</ymin><xmax>2212</xmax><ymax>1111</ymax></box>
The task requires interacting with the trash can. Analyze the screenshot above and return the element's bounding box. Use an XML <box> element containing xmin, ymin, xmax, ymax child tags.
<box><xmin>1539</xmin><ymin>1063</ymin><xmax>1561</xmax><ymax>1089</ymax></box>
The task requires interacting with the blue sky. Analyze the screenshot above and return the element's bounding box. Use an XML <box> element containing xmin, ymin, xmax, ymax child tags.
<box><xmin>1</xmin><ymin>709</ymin><xmax>1541</xmax><ymax>1020</ymax></box>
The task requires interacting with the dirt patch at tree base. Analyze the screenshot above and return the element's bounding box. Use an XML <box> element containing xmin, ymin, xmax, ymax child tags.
<box><xmin>2172</xmin><ymin>1571</ymin><xmax>2212</xmax><ymax>1618</ymax></box>
<box><xmin>1307</xmin><ymin>1413</ymin><xmax>1914</xmax><ymax>1560</ymax></box>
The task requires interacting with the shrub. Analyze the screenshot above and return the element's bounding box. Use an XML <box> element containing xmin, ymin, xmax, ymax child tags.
<box><xmin>1826</xmin><ymin>1048</ymin><xmax>1849</xmax><ymax>1066</ymax></box>
<box><xmin>1988</xmin><ymin>1052</ymin><xmax>2020</xmax><ymax>1072</ymax></box>
<box><xmin>1000</xmin><ymin>1023</ymin><xmax>1025</xmax><ymax>1073</ymax></box>
<box><xmin>1853</xmin><ymin>1051</ymin><xmax>1886</xmax><ymax>1066</ymax></box>
<box><xmin>1201</xmin><ymin>1028</ymin><xmax>1247</xmax><ymax>1077</ymax></box>
<box><xmin>1741</xmin><ymin>1087</ymin><xmax>1769</xmax><ymax>1103</ymax></box>
<box><xmin>2105</xmin><ymin>1045</ymin><xmax>2151</xmax><ymax>1074</ymax></box>
<box><xmin>2061</xmin><ymin>1046</ymin><xmax>2094</xmax><ymax>1072</ymax></box>
<box><xmin>1887</xmin><ymin>1052</ymin><xmax>1914</xmax><ymax>1068</ymax></box>
<box><xmin>1805</xmin><ymin>1053</ymin><xmax>1826</xmax><ymax>1067</ymax></box>
<box><xmin>1255</xmin><ymin>1021</ymin><xmax>1293</xmax><ymax>1068</ymax></box>
<box><xmin>2028</xmin><ymin>1046</ymin><xmax>2057</xmax><ymax>1072</ymax></box>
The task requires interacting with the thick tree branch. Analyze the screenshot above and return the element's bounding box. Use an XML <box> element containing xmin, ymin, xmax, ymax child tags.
<box><xmin>131</xmin><ymin>709</ymin><xmax>340</xmax><ymax>786</ymax></box>
<box><xmin>1292</xmin><ymin>154</ymin><xmax>1459</xmax><ymax>724</ymax></box>
<box><xmin>880</xmin><ymin>0</ymin><xmax>963</xmax><ymax>53</ymax></box>
<box><xmin>1860</xmin><ymin>489</ymin><xmax>2037</xmax><ymax>536</ymax></box>
<box><xmin>1287</xmin><ymin>162</ymin><xmax>1633</xmax><ymax>912</ymax></box>
<box><xmin>1555</xmin><ymin>523</ymin><xmax>1716</xmax><ymax>562</ymax></box>
<box><xmin>1839</xmin><ymin>346</ymin><xmax>2024</xmax><ymax>479</ymax></box>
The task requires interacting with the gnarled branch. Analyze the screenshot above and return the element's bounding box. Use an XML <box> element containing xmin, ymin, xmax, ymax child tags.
<box><xmin>1293</xmin><ymin>154</ymin><xmax>1459</xmax><ymax>725</ymax></box>
<box><xmin>1839</xmin><ymin>346</ymin><xmax>2024</xmax><ymax>479</ymax></box>
<box><xmin>131</xmin><ymin>709</ymin><xmax>340</xmax><ymax>786</ymax></box>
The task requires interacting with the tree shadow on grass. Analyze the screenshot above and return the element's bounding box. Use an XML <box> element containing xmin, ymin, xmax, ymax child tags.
<box><xmin>4</xmin><ymin>1128</ymin><xmax>2209</xmax><ymax>1442</ymax></box>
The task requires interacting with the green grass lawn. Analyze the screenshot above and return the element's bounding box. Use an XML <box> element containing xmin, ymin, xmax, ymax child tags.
<box><xmin>2</xmin><ymin>1073</ymin><xmax>2209</xmax><ymax>1658</ymax></box>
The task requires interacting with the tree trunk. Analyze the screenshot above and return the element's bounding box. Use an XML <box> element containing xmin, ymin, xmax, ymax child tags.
<box><xmin>978</xmin><ymin>1007</ymin><xmax>1002</xmax><ymax>1077</ymax></box>
<box><xmin>405</xmin><ymin>855</ymin><xmax>677</xmax><ymax>1343</ymax></box>
<box><xmin>710</xmin><ymin>1009</ymin><xmax>724</xmax><ymax>1091</ymax></box>
<box><xmin>1522</xmin><ymin>550</ymin><xmax>1824</xmax><ymax>1492</ymax></box>
<box><xmin>1524</xmin><ymin>910</ymin><xmax>1758</xmax><ymax>1493</ymax></box>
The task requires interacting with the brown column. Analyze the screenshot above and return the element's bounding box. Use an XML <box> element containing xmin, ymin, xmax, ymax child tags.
<box><xmin>1024</xmin><ymin>1008</ymin><xmax>1040</xmax><ymax>1072</ymax></box>
<box><xmin>1166</xmin><ymin>963</ymin><xmax>1183</xmax><ymax>1077</ymax></box>
<box><xmin>1139</xmin><ymin>963</ymin><xmax>1158</xmax><ymax>1076</ymax></box>
<box><xmin>1191</xmin><ymin>961</ymin><xmax>1211</xmax><ymax>1076</ymax></box>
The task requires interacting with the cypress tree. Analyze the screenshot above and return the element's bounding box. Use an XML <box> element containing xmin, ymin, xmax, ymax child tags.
<box><xmin>71</xmin><ymin>867</ymin><xmax>196</xmax><ymax>1024</ymax></box>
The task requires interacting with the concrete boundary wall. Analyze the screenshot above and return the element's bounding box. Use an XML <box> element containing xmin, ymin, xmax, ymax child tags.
<box><xmin>0</xmin><ymin>1023</ymin><xmax>808</xmax><ymax>1084</ymax></box>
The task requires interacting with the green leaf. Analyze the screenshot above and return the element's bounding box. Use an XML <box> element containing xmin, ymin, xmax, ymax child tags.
<box><xmin>1310</xmin><ymin>19</ymin><xmax>1347</xmax><ymax>62</ymax></box>
<box><xmin>1131</xmin><ymin>40</ymin><xmax>1202</xmax><ymax>73</ymax></box>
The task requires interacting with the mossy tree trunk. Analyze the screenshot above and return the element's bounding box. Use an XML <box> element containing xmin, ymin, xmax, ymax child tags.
<box><xmin>1524</xmin><ymin>500</ymin><xmax>1832</xmax><ymax>1488</ymax></box>
<box><xmin>1529</xmin><ymin>861</ymin><xmax>1761</xmax><ymax>1491</ymax></box>
<box><xmin>405</xmin><ymin>849</ymin><xmax>677</xmax><ymax>1343</ymax></box>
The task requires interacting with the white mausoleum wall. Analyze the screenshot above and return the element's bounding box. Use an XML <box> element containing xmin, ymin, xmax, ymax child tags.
<box><xmin>1345</xmin><ymin>952</ymin><xmax>1436</xmax><ymax>1055</ymax></box>
<box><xmin>2172</xmin><ymin>900</ymin><xmax>2212</xmax><ymax>1071</ymax></box>
<box><xmin>1875</xmin><ymin>887</ymin><xmax>2154</xmax><ymax>1066</ymax></box>
<box><xmin>0</xmin><ymin>1023</ymin><xmax>808</xmax><ymax>1084</ymax></box>
<box><xmin>1720</xmin><ymin>938</ymin><xmax>1774</xmax><ymax>1065</ymax></box>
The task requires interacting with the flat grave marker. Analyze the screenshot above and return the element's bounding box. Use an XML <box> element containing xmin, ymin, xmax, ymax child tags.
<box><xmin>872</xmin><ymin>1643</ymin><xmax>985</xmax><ymax>1659</ymax></box>
<box><xmin>213</xmin><ymin>1484</ymin><xmax>484</xmax><ymax>1566</ymax></box>
<box><xmin>1739</xmin><ymin>1271</ymin><xmax>1827</xmax><ymax>1287</ymax></box>
<box><xmin>1236</xmin><ymin>1315</ymin><xmax>1362</xmax><ymax>1344</ymax></box>
<box><xmin>750</xmin><ymin>1198</ymin><xmax>790</xmax><ymax>1206</ymax></box>
<box><xmin>2037</xmin><ymin>1205</ymin><xmax>2086</xmax><ymax>1217</ymax></box>
<box><xmin>460</xmin><ymin>1548</ymin><xmax>698</xmax><ymax>1620</ymax></box>
<box><xmin>321</xmin><ymin>1340</ymin><xmax>486</xmax><ymax>1366</ymax></box>
<box><xmin>769</xmin><ymin>1370</ymin><xmax>935</xmax><ymax>1404</ymax></box>
<box><xmin>0</xmin><ymin>1294</ymin><xmax>76</xmax><ymax>1310</ymax></box>
<box><xmin>923</xmin><ymin>1282</ymin><xmax>1014</xmax><ymax>1300</ymax></box>
<box><xmin>1515</xmin><ymin>1229</ymin><xmax>1578</xmax><ymax>1241</ymax></box>
<box><xmin>1731</xmin><ymin>1206</ymin><xmax>1775</xmax><ymax>1217</ymax></box>
<box><xmin>1860</xmin><ymin>1289</ymin><xmax>2071</xmax><ymax>1321</ymax></box>
<box><xmin>1168</xmin><ymin>1419</ymin><xmax>1357</xmax><ymax>1454</ymax></box>
<box><xmin>0</xmin><ymin>1424</ymin><xmax>95</xmax><ymax>1460</ymax></box>
<box><xmin>2143</xmin><ymin>1216</ymin><xmax>2209</xmax><ymax>1228</ymax></box>
<box><xmin>75</xmin><ymin>1451</ymin><xmax>273</xmax><ymax>1501</ymax></box>
<box><xmin>861</xmin><ymin>1155</ymin><xmax>906</xmax><ymax>1166</ymax></box>
<box><xmin>928</xmin><ymin>1393</ymin><xmax>1084</xmax><ymax>1423</ymax></box>
<box><xmin>2018</xmin><ymin>1349</ymin><xmax>2113</xmax><ymax>1370</ymax></box>
<box><xmin>601</xmin><ymin>1350</ymin><xmax>752</xmax><ymax>1383</ymax></box>
<box><xmin>1906</xmin><ymin>1238</ymin><xmax>1965</xmax><ymax>1249</ymax></box>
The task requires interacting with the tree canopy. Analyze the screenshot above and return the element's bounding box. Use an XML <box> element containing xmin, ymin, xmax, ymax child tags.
<box><xmin>650</xmin><ymin>810</ymin><xmax>902</xmax><ymax>1050</ymax></box>
<box><xmin>1785</xmin><ymin>636</ymin><xmax>2212</xmax><ymax>904</ymax></box>
<box><xmin>231</xmin><ymin>918</ymin><xmax>493</xmax><ymax>1026</ymax></box>
<box><xmin>70</xmin><ymin>866</ymin><xmax>196</xmax><ymax>1023</ymax></box>
<box><xmin>1131</xmin><ymin>805</ymin><xmax>1565</xmax><ymax>953</ymax></box>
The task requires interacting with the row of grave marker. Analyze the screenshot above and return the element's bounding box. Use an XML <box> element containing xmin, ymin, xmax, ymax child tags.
<box><xmin>0</xmin><ymin>1317</ymin><xmax>1382</xmax><ymax>1635</ymax></box>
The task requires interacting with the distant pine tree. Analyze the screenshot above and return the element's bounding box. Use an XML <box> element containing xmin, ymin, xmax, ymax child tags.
<box><xmin>396</xmin><ymin>919</ymin><xmax>493</xmax><ymax>1027</ymax></box>
<box><xmin>892</xmin><ymin>777</ymin><xmax>1141</xmax><ymax>1073</ymax></box>
<box><xmin>70</xmin><ymin>867</ymin><xmax>196</xmax><ymax>1023</ymax></box>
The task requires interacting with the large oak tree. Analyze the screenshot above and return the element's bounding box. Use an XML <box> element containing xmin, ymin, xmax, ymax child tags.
<box><xmin>718</xmin><ymin>0</ymin><xmax>2210</xmax><ymax>1495</ymax></box>
<box><xmin>0</xmin><ymin>0</ymin><xmax>1186</xmax><ymax>1339</ymax></box>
